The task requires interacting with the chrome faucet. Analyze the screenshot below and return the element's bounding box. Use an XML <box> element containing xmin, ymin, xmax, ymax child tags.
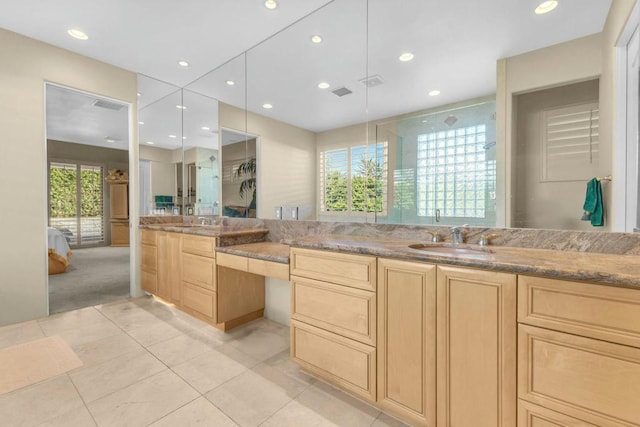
<box><xmin>198</xmin><ymin>216</ymin><xmax>207</xmax><ymax>225</ymax></box>
<box><xmin>450</xmin><ymin>226</ymin><xmax>466</xmax><ymax>244</ymax></box>
<box><xmin>425</xmin><ymin>230</ymin><xmax>443</xmax><ymax>243</ymax></box>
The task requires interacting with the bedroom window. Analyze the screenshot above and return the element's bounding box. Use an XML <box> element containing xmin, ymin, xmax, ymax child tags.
<box><xmin>49</xmin><ymin>162</ymin><xmax>105</xmax><ymax>246</ymax></box>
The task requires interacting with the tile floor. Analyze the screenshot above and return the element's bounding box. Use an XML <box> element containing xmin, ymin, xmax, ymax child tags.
<box><xmin>0</xmin><ymin>297</ymin><xmax>407</xmax><ymax>427</ymax></box>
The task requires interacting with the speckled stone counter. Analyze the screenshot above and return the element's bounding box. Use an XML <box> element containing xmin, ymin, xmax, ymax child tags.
<box><xmin>286</xmin><ymin>234</ymin><xmax>640</xmax><ymax>289</ymax></box>
<box><xmin>215</xmin><ymin>242</ymin><xmax>290</xmax><ymax>264</ymax></box>
<box><xmin>139</xmin><ymin>223</ymin><xmax>269</xmax><ymax>246</ymax></box>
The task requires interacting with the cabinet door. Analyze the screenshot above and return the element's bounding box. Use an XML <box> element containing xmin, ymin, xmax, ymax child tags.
<box><xmin>377</xmin><ymin>258</ymin><xmax>436</xmax><ymax>427</ymax></box>
<box><xmin>168</xmin><ymin>232</ymin><xmax>182</xmax><ymax>304</ymax></box>
<box><xmin>110</xmin><ymin>184</ymin><xmax>128</xmax><ymax>219</ymax></box>
<box><xmin>436</xmin><ymin>265</ymin><xmax>516</xmax><ymax>427</ymax></box>
<box><xmin>156</xmin><ymin>232</ymin><xmax>170</xmax><ymax>300</ymax></box>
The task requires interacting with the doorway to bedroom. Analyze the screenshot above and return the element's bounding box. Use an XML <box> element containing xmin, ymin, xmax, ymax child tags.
<box><xmin>45</xmin><ymin>84</ymin><xmax>131</xmax><ymax>314</ymax></box>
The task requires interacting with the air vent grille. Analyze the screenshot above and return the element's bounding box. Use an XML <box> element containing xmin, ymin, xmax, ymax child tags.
<box><xmin>332</xmin><ymin>87</ymin><xmax>353</xmax><ymax>97</ymax></box>
<box><xmin>359</xmin><ymin>75</ymin><xmax>384</xmax><ymax>88</ymax></box>
<box><xmin>92</xmin><ymin>99</ymin><xmax>125</xmax><ymax>111</ymax></box>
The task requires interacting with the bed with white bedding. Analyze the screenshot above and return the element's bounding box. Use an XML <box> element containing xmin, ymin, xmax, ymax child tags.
<box><xmin>48</xmin><ymin>227</ymin><xmax>72</xmax><ymax>274</ymax></box>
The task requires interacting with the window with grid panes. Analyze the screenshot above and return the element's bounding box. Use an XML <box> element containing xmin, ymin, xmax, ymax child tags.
<box><xmin>319</xmin><ymin>142</ymin><xmax>387</xmax><ymax>214</ymax></box>
<box><xmin>416</xmin><ymin>125</ymin><xmax>495</xmax><ymax>219</ymax></box>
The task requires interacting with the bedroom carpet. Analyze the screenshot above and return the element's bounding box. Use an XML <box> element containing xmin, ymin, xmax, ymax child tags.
<box><xmin>48</xmin><ymin>246</ymin><xmax>130</xmax><ymax>314</ymax></box>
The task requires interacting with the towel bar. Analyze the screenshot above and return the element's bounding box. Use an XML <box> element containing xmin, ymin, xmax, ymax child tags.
<box><xmin>596</xmin><ymin>175</ymin><xmax>612</xmax><ymax>182</ymax></box>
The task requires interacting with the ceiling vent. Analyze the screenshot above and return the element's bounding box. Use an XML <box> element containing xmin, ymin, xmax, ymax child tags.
<box><xmin>332</xmin><ymin>87</ymin><xmax>353</xmax><ymax>97</ymax></box>
<box><xmin>92</xmin><ymin>99</ymin><xmax>125</xmax><ymax>111</ymax></box>
<box><xmin>359</xmin><ymin>75</ymin><xmax>384</xmax><ymax>88</ymax></box>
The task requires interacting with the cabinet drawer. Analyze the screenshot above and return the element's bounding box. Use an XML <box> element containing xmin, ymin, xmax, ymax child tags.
<box><xmin>290</xmin><ymin>248</ymin><xmax>376</xmax><ymax>291</ymax></box>
<box><xmin>291</xmin><ymin>276</ymin><xmax>375</xmax><ymax>345</ymax></box>
<box><xmin>518</xmin><ymin>275</ymin><xmax>640</xmax><ymax>348</ymax></box>
<box><xmin>518</xmin><ymin>400</ymin><xmax>598</xmax><ymax>427</ymax></box>
<box><xmin>141</xmin><ymin>270</ymin><xmax>157</xmax><ymax>294</ymax></box>
<box><xmin>141</xmin><ymin>244</ymin><xmax>157</xmax><ymax>272</ymax></box>
<box><xmin>141</xmin><ymin>229</ymin><xmax>157</xmax><ymax>246</ymax></box>
<box><xmin>291</xmin><ymin>320</ymin><xmax>376</xmax><ymax>402</ymax></box>
<box><xmin>519</xmin><ymin>324</ymin><xmax>640</xmax><ymax>426</ymax></box>
<box><xmin>248</xmin><ymin>258</ymin><xmax>289</xmax><ymax>280</ymax></box>
<box><xmin>182</xmin><ymin>253</ymin><xmax>216</xmax><ymax>291</ymax></box>
<box><xmin>216</xmin><ymin>252</ymin><xmax>248</xmax><ymax>271</ymax></box>
<box><xmin>182</xmin><ymin>234</ymin><xmax>216</xmax><ymax>258</ymax></box>
<box><xmin>182</xmin><ymin>282</ymin><xmax>216</xmax><ymax>319</ymax></box>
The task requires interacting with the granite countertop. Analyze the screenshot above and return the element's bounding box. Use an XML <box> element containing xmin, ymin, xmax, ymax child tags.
<box><xmin>286</xmin><ymin>234</ymin><xmax>640</xmax><ymax>289</ymax></box>
<box><xmin>139</xmin><ymin>223</ymin><xmax>269</xmax><ymax>238</ymax></box>
<box><xmin>215</xmin><ymin>242</ymin><xmax>290</xmax><ymax>264</ymax></box>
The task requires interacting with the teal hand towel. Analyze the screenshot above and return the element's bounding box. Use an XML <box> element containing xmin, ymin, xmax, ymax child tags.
<box><xmin>582</xmin><ymin>178</ymin><xmax>604</xmax><ymax>226</ymax></box>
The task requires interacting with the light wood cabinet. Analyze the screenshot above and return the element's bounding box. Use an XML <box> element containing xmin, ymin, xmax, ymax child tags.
<box><xmin>518</xmin><ymin>275</ymin><xmax>640</xmax><ymax>426</ymax></box>
<box><xmin>291</xmin><ymin>320</ymin><xmax>376</xmax><ymax>402</ymax></box>
<box><xmin>518</xmin><ymin>324</ymin><xmax>640</xmax><ymax>426</ymax></box>
<box><xmin>436</xmin><ymin>265</ymin><xmax>517</xmax><ymax>427</ymax></box>
<box><xmin>109</xmin><ymin>182</ymin><xmax>129</xmax><ymax>246</ymax></box>
<box><xmin>141</xmin><ymin>230</ymin><xmax>157</xmax><ymax>294</ymax></box>
<box><xmin>377</xmin><ymin>258</ymin><xmax>436</xmax><ymax>427</ymax></box>
<box><xmin>156</xmin><ymin>231</ymin><xmax>182</xmax><ymax>304</ymax></box>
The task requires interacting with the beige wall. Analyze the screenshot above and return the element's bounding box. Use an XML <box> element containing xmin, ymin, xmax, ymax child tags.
<box><xmin>0</xmin><ymin>29</ymin><xmax>137</xmax><ymax>326</ymax></box>
<box><xmin>140</xmin><ymin>145</ymin><xmax>178</xmax><ymax>201</ymax></box>
<box><xmin>497</xmin><ymin>33</ymin><xmax>603</xmax><ymax>227</ymax></box>
<box><xmin>513</xmin><ymin>80</ymin><xmax>601</xmax><ymax>230</ymax></box>
<box><xmin>499</xmin><ymin>0</ymin><xmax>637</xmax><ymax>229</ymax></box>
<box><xmin>222</xmin><ymin>139</ymin><xmax>256</xmax><ymax>208</ymax></box>
<box><xmin>219</xmin><ymin>103</ymin><xmax>317</xmax><ymax>220</ymax></box>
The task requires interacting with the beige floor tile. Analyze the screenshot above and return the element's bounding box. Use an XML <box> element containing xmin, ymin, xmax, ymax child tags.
<box><xmin>71</xmin><ymin>331</ymin><xmax>143</xmax><ymax>368</ymax></box>
<box><xmin>0</xmin><ymin>320</ymin><xmax>45</xmax><ymax>350</ymax></box>
<box><xmin>125</xmin><ymin>320</ymin><xmax>186</xmax><ymax>347</ymax></box>
<box><xmin>0</xmin><ymin>375</ymin><xmax>85</xmax><ymax>427</ymax></box>
<box><xmin>227</xmin><ymin>326</ymin><xmax>289</xmax><ymax>362</ymax></box>
<box><xmin>149</xmin><ymin>397</ymin><xmax>238</xmax><ymax>427</ymax></box>
<box><xmin>205</xmin><ymin>370</ymin><xmax>306</xmax><ymax>427</ymax></box>
<box><xmin>38</xmin><ymin>307</ymin><xmax>110</xmax><ymax>334</ymax></box>
<box><xmin>293</xmin><ymin>381</ymin><xmax>380</xmax><ymax>427</ymax></box>
<box><xmin>70</xmin><ymin>349</ymin><xmax>165</xmax><ymax>402</ymax></box>
<box><xmin>147</xmin><ymin>329</ymin><xmax>219</xmax><ymax>367</ymax></box>
<box><xmin>87</xmin><ymin>370</ymin><xmax>199</xmax><ymax>427</ymax></box>
<box><xmin>260</xmin><ymin>400</ymin><xmax>338</xmax><ymax>427</ymax></box>
<box><xmin>370</xmin><ymin>412</ymin><xmax>410</xmax><ymax>427</ymax></box>
<box><xmin>36</xmin><ymin>405</ymin><xmax>97</xmax><ymax>427</ymax></box>
<box><xmin>172</xmin><ymin>348</ymin><xmax>250</xmax><ymax>393</ymax></box>
<box><xmin>253</xmin><ymin>349</ymin><xmax>316</xmax><ymax>389</ymax></box>
<box><xmin>41</xmin><ymin>319</ymin><xmax>124</xmax><ymax>348</ymax></box>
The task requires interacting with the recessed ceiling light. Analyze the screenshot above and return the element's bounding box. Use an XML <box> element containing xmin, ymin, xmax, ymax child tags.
<box><xmin>105</xmin><ymin>137</ymin><xmax>116</xmax><ymax>143</ymax></box>
<box><xmin>264</xmin><ymin>0</ymin><xmax>277</xmax><ymax>9</ymax></box>
<box><xmin>535</xmin><ymin>0</ymin><xmax>558</xmax><ymax>14</ymax></box>
<box><xmin>428</xmin><ymin>90</ymin><xmax>441</xmax><ymax>96</ymax></box>
<box><xmin>318</xmin><ymin>82</ymin><xmax>330</xmax><ymax>89</ymax></box>
<box><xmin>67</xmin><ymin>29</ymin><xmax>88</xmax><ymax>40</ymax></box>
<box><xmin>399</xmin><ymin>52</ymin><xmax>414</xmax><ymax>62</ymax></box>
<box><xmin>137</xmin><ymin>93</ymin><xmax>141</xmax><ymax>97</ymax></box>
<box><xmin>146</xmin><ymin>141</ymin><xmax>154</xmax><ymax>145</ymax></box>
<box><xmin>138</xmin><ymin>121</ymin><xmax>145</xmax><ymax>125</ymax></box>
<box><xmin>168</xmin><ymin>134</ymin><xmax>177</xmax><ymax>138</ymax></box>
<box><xmin>262</xmin><ymin>103</ymin><xmax>273</xmax><ymax>109</ymax></box>
<box><xmin>226</xmin><ymin>80</ymin><xmax>235</xmax><ymax>86</ymax></box>
<box><xmin>311</xmin><ymin>35</ymin><xmax>323</xmax><ymax>44</ymax></box>
<box><xmin>201</xmin><ymin>126</ymin><xmax>210</xmax><ymax>131</ymax></box>
<box><xmin>176</xmin><ymin>105</ymin><xmax>187</xmax><ymax>110</ymax></box>
<box><xmin>182</xmin><ymin>136</ymin><xmax>187</xmax><ymax>140</ymax></box>
<box><xmin>178</xmin><ymin>60</ymin><xmax>190</xmax><ymax>67</ymax></box>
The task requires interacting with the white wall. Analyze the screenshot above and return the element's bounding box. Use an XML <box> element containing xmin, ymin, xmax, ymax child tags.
<box><xmin>0</xmin><ymin>28</ymin><xmax>137</xmax><ymax>326</ymax></box>
<box><xmin>219</xmin><ymin>103</ymin><xmax>317</xmax><ymax>220</ymax></box>
<box><xmin>264</xmin><ymin>278</ymin><xmax>291</xmax><ymax>326</ymax></box>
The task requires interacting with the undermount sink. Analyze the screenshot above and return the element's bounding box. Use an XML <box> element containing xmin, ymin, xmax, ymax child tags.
<box><xmin>408</xmin><ymin>243</ymin><xmax>493</xmax><ymax>257</ymax></box>
<box><xmin>167</xmin><ymin>223</ymin><xmax>219</xmax><ymax>228</ymax></box>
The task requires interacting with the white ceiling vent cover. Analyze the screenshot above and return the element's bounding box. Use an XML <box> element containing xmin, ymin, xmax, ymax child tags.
<box><xmin>92</xmin><ymin>99</ymin><xmax>125</xmax><ymax>111</ymax></box>
<box><xmin>332</xmin><ymin>87</ymin><xmax>353</xmax><ymax>97</ymax></box>
<box><xmin>359</xmin><ymin>75</ymin><xmax>384</xmax><ymax>88</ymax></box>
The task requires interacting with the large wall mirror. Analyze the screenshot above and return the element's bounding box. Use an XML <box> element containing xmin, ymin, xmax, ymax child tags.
<box><xmin>140</xmin><ymin>0</ymin><xmax>636</xmax><ymax>233</ymax></box>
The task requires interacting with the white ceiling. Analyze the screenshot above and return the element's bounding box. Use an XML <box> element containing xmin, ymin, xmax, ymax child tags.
<box><xmin>4</xmin><ymin>0</ymin><xmax>613</xmax><ymax>145</ymax></box>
